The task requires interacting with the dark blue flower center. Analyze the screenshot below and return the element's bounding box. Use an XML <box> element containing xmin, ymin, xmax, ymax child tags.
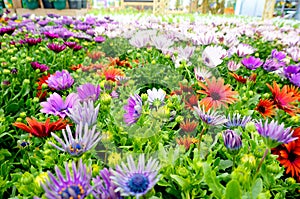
<box><xmin>68</xmin><ymin>142</ymin><xmax>85</xmax><ymax>155</ymax></box>
<box><xmin>127</xmin><ymin>173</ymin><xmax>149</xmax><ymax>193</ymax></box>
<box><xmin>59</xmin><ymin>184</ymin><xmax>84</xmax><ymax>199</ymax></box>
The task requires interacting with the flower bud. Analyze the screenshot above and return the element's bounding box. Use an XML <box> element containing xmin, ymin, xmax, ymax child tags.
<box><xmin>100</xmin><ymin>93</ymin><xmax>112</xmax><ymax>106</ymax></box>
<box><xmin>3</xmin><ymin>69</ymin><xmax>10</xmax><ymax>74</ymax></box>
<box><xmin>32</xmin><ymin>97</ymin><xmax>40</xmax><ymax>103</ymax></box>
<box><xmin>23</xmin><ymin>79</ymin><xmax>30</xmax><ymax>84</ymax></box>
<box><xmin>10</xmin><ymin>56</ymin><xmax>18</xmax><ymax>62</ymax></box>
<box><xmin>151</xmin><ymin>60</ymin><xmax>156</xmax><ymax>65</ymax></box>
<box><xmin>245</xmin><ymin>121</ymin><xmax>256</xmax><ymax>132</ymax></box>
<box><xmin>107</xmin><ymin>152</ymin><xmax>121</xmax><ymax>167</ymax></box>
<box><xmin>222</xmin><ymin>129</ymin><xmax>242</xmax><ymax>153</ymax></box>
<box><xmin>141</xmin><ymin>93</ymin><xmax>148</xmax><ymax>102</ymax></box>
<box><xmin>20</xmin><ymin>112</ymin><xmax>26</xmax><ymax>118</ymax></box>
<box><xmin>175</xmin><ymin>115</ymin><xmax>184</xmax><ymax>123</ymax></box>
<box><xmin>41</xmin><ymin>83</ymin><xmax>48</xmax><ymax>89</ymax></box>
<box><xmin>176</xmin><ymin>166</ymin><xmax>189</xmax><ymax>177</ymax></box>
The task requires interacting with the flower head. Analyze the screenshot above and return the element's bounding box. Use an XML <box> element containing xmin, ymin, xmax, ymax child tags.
<box><xmin>222</xmin><ymin>129</ymin><xmax>242</xmax><ymax>151</ymax></box>
<box><xmin>227</xmin><ymin>60</ymin><xmax>241</xmax><ymax>72</ymax></box>
<box><xmin>202</xmin><ymin>46</ymin><xmax>225</xmax><ymax>68</ymax></box>
<box><xmin>267</xmin><ymin>81</ymin><xmax>299</xmax><ymax>116</ymax></box>
<box><xmin>123</xmin><ymin>94</ymin><xmax>143</xmax><ymax>125</ymax></box>
<box><xmin>224</xmin><ymin>113</ymin><xmax>252</xmax><ymax>129</ymax></box>
<box><xmin>180</xmin><ymin>119</ymin><xmax>198</xmax><ymax>133</ymax></box>
<box><xmin>24</xmin><ymin>37</ymin><xmax>42</xmax><ymax>46</ymax></box>
<box><xmin>110</xmin><ymin>154</ymin><xmax>161</xmax><ymax>199</ymax></box>
<box><xmin>263</xmin><ymin>58</ymin><xmax>285</xmax><ymax>72</ymax></box>
<box><xmin>0</xmin><ymin>26</ymin><xmax>15</xmax><ymax>35</ymax></box>
<box><xmin>241</xmin><ymin>56</ymin><xmax>263</xmax><ymax>70</ymax></box>
<box><xmin>40</xmin><ymin>92</ymin><xmax>79</xmax><ymax>118</ymax></box>
<box><xmin>67</xmin><ymin>100</ymin><xmax>99</xmax><ymax>127</ymax></box>
<box><xmin>41</xmin><ymin>159</ymin><xmax>93</xmax><ymax>198</ymax></box>
<box><xmin>255</xmin><ymin>99</ymin><xmax>276</xmax><ymax>118</ymax></box>
<box><xmin>271</xmin><ymin>49</ymin><xmax>286</xmax><ymax>61</ymax></box>
<box><xmin>236</xmin><ymin>43</ymin><xmax>255</xmax><ymax>57</ymax></box>
<box><xmin>255</xmin><ymin>119</ymin><xmax>297</xmax><ymax>148</ymax></box>
<box><xmin>47</xmin><ymin>70</ymin><xmax>74</xmax><ymax>91</ymax></box>
<box><xmin>194</xmin><ymin>67</ymin><xmax>212</xmax><ymax>82</ymax></box>
<box><xmin>95</xmin><ymin>36</ymin><xmax>106</xmax><ymax>43</ymax></box>
<box><xmin>194</xmin><ymin>106</ymin><xmax>228</xmax><ymax>126</ymax></box>
<box><xmin>31</xmin><ymin>61</ymin><xmax>49</xmax><ymax>72</ymax></box>
<box><xmin>176</xmin><ymin>135</ymin><xmax>198</xmax><ymax>150</ymax></box>
<box><xmin>92</xmin><ymin>168</ymin><xmax>122</xmax><ymax>199</ymax></box>
<box><xmin>77</xmin><ymin>83</ymin><xmax>101</xmax><ymax>102</ymax></box>
<box><xmin>13</xmin><ymin>117</ymin><xmax>68</xmax><ymax>137</ymax></box>
<box><xmin>49</xmin><ymin>123</ymin><xmax>101</xmax><ymax>156</ymax></box>
<box><xmin>47</xmin><ymin>43</ymin><xmax>66</xmax><ymax>53</ymax></box>
<box><xmin>197</xmin><ymin>77</ymin><xmax>238</xmax><ymax>110</ymax></box>
<box><xmin>229</xmin><ymin>72</ymin><xmax>247</xmax><ymax>84</ymax></box>
<box><xmin>147</xmin><ymin>88</ymin><xmax>166</xmax><ymax>107</ymax></box>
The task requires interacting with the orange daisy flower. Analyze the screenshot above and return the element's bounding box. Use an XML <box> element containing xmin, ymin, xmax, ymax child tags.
<box><xmin>249</xmin><ymin>73</ymin><xmax>257</xmax><ymax>82</ymax></box>
<box><xmin>101</xmin><ymin>68</ymin><xmax>124</xmax><ymax>82</ymax></box>
<box><xmin>13</xmin><ymin>117</ymin><xmax>68</xmax><ymax>137</ymax></box>
<box><xmin>287</xmin><ymin>85</ymin><xmax>300</xmax><ymax>101</ymax></box>
<box><xmin>229</xmin><ymin>72</ymin><xmax>247</xmax><ymax>84</ymax></box>
<box><xmin>180</xmin><ymin>119</ymin><xmax>198</xmax><ymax>133</ymax></box>
<box><xmin>176</xmin><ymin>135</ymin><xmax>198</xmax><ymax>150</ymax></box>
<box><xmin>197</xmin><ymin>77</ymin><xmax>239</xmax><ymax>110</ymax></box>
<box><xmin>255</xmin><ymin>99</ymin><xmax>276</xmax><ymax>118</ymax></box>
<box><xmin>184</xmin><ymin>94</ymin><xmax>198</xmax><ymax>110</ymax></box>
<box><xmin>266</xmin><ymin>81</ymin><xmax>299</xmax><ymax>116</ymax></box>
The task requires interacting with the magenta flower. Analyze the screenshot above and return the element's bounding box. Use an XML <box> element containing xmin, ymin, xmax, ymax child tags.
<box><xmin>47</xmin><ymin>70</ymin><xmax>74</xmax><ymax>91</ymax></box>
<box><xmin>47</xmin><ymin>43</ymin><xmax>66</xmax><ymax>53</ymax></box>
<box><xmin>40</xmin><ymin>92</ymin><xmax>78</xmax><ymax>118</ymax></box>
<box><xmin>0</xmin><ymin>26</ymin><xmax>15</xmax><ymax>35</ymax></box>
<box><xmin>94</xmin><ymin>36</ymin><xmax>106</xmax><ymax>43</ymax></box>
<box><xmin>43</xmin><ymin>31</ymin><xmax>59</xmax><ymax>39</ymax></box>
<box><xmin>30</xmin><ymin>61</ymin><xmax>49</xmax><ymax>72</ymax></box>
<box><xmin>77</xmin><ymin>83</ymin><xmax>101</xmax><ymax>102</ymax></box>
<box><xmin>241</xmin><ymin>56</ymin><xmax>263</xmax><ymax>70</ymax></box>
<box><xmin>24</xmin><ymin>38</ymin><xmax>42</xmax><ymax>46</ymax></box>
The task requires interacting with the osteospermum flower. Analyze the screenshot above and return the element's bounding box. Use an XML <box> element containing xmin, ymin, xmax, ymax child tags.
<box><xmin>77</xmin><ymin>83</ymin><xmax>101</xmax><ymax>102</ymax></box>
<box><xmin>197</xmin><ymin>77</ymin><xmax>238</xmax><ymax>110</ymax></box>
<box><xmin>49</xmin><ymin>123</ymin><xmax>101</xmax><ymax>156</ymax></box>
<box><xmin>92</xmin><ymin>168</ymin><xmax>122</xmax><ymax>199</ymax></box>
<box><xmin>241</xmin><ymin>56</ymin><xmax>263</xmax><ymax>70</ymax></box>
<box><xmin>202</xmin><ymin>46</ymin><xmax>225</xmax><ymax>68</ymax></box>
<box><xmin>236</xmin><ymin>43</ymin><xmax>255</xmax><ymax>57</ymax></box>
<box><xmin>31</xmin><ymin>61</ymin><xmax>49</xmax><ymax>72</ymax></box>
<box><xmin>255</xmin><ymin>119</ymin><xmax>297</xmax><ymax>148</ymax></box>
<box><xmin>123</xmin><ymin>94</ymin><xmax>143</xmax><ymax>125</ymax></box>
<box><xmin>110</xmin><ymin>154</ymin><xmax>161</xmax><ymax>199</ymax></box>
<box><xmin>147</xmin><ymin>88</ymin><xmax>166</xmax><ymax>107</ymax></box>
<box><xmin>176</xmin><ymin>135</ymin><xmax>198</xmax><ymax>150</ymax></box>
<box><xmin>222</xmin><ymin>129</ymin><xmax>242</xmax><ymax>151</ymax></box>
<box><xmin>194</xmin><ymin>67</ymin><xmax>212</xmax><ymax>82</ymax></box>
<box><xmin>67</xmin><ymin>100</ymin><xmax>99</xmax><ymax>127</ymax></box>
<box><xmin>227</xmin><ymin>60</ymin><xmax>241</xmax><ymax>71</ymax></box>
<box><xmin>229</xmin><ymin>72</ymin><xmax>247</xmax><ymax>84</ymax></box>
<box><xmin>41</xmin><ymin>159</ymin><xmax>93</xmax><ymax>198</ymax></box>
<box><xmin>194</xmin><ymin>105</ymin><xmax>228</xmax><ymax>126</ymax></box>
<box><xmin>40</xmin><ymin>92</ymin><xmax>78</xmax><ymax>118</ymax></box>
<box><xmin>267</xmin><ymin>81</ymin><xmax>299</xmax><ymax>116</ymax></box>
<box><xmin>47</xmin><ymin>70</ymin><xmax>74</xmax><ymax>91</ymax></box>
<box><xmin>47</xmin><ymin>43</ymin><xmax>66</xmax><ymax>53</ymax></box>
<box><xmin>13</xmin><ymin>117</ymin><xmax>68</xmax><ymax>137</ymax></box>
<box><xmin>103</xmin><ymin>68</ymin><xmax>124</xmax><ymax>82</ymax></box>
<box><xmin>255</xmin><ymin>99</ymin><xmax>276</xmax><ymax>118</ymax></box>
<box><xmin>224</xmin><ymin>113</ymin><xmax>252</xmax><ymax>129</ymax></box>
<box><xmin>180</xmin><ymin>119</ymin><xmax>198</xmax><ymax>133</ymax></box>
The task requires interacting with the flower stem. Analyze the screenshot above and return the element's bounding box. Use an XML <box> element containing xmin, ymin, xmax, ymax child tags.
<box><xmin>197</xmin><ymin>127</ymin><xmax>206</xmax><ymax>155</ymax></box>
<box><xmin>256</xmin><ymin>148</ymin><xmax>269</xmax><ymax>174</ymax></box>
<box><xmin>232</xmin><ymin>155</ymin><xmax>236</xmax><ymax>169</ymax></box>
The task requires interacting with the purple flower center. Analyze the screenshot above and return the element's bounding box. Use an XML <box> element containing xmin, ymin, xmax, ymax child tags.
<box><xmin>211</xmin><ymin>92</ymin><xmax>221</xmax><ymax>100</ymax></box>
<box><xmin>60</xmin><ymin>184</ymin><xmax>84</xmax><ymax>199</ymax></box>
<box><xmin>68</xmin><ymin>142</ymin><xmax>85</xmax><ymax>155</ymax></box>
<box><xmin>127</xmin><ymin>173</ymin><xmax>149</xmax><ymax>193</ymax></box>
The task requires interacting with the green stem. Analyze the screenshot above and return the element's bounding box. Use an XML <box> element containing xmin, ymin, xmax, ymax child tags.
<box><xmin>256</xmin><ymin>148</ymin><xmax>269</xmax><ymax>174</ymax></box>
<box><xmin>197</xmin><ymin>127</ymin><xmax>206</xmax><ymax>155</ymax></box>
<box><xmin>232</xmin><ymin>155</ymin><xmax>236</xmax><ymax>169</ymax></box>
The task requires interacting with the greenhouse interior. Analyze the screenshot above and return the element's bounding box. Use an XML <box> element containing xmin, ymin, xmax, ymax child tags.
<box><xmin>1</xmin><ymin>0</ymin><xmax>300</xmax><ymax>199</ymax></box>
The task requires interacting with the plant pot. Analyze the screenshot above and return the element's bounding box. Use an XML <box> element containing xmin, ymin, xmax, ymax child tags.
<box><xmin>53</xmin><ymin>0</ymin><xmax>65</xmax><ymax>9</ymax></box>
<box><xmin>42</xmin><ymin>0</ymin><xmax>53</xmax><ymax>8</ymax></box>
<box><xmin>26</xmin><ymin>0</ymin><xmax>39</xmax><ymax>9</ymax></box>
<box><xmin>81</xmin><ymin>0</ymin><xmax>86</xmax><ymax>8</ymax></box>
<box><xmin>68</xmin><ymin>0</ymin><xmax>81</xmax><ymax>9</ymax></box>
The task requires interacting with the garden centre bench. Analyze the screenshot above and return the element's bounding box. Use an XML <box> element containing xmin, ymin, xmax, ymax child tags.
<box><xmin>120</xmin><ymin>0</ymin><xmax>168</xmax><ymax>14</ymax></box>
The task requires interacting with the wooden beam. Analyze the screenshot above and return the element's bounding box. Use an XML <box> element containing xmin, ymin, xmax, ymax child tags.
<box><xmin>262</xmin><ymin>0</ymin><xmax>276</xmax><ymax>20</ymax></box>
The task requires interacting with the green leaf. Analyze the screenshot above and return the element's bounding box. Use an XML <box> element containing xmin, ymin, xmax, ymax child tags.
<box><xmin>252</xmin><ymin>178</ymin><xmax>263</xmax><ymax>199</ymax></box>
<box><xmin>203</xmin><ymin>162</ymin><xmax>225</xmax><ymax>198</ymax></box>
<box><xmin>225</xmin><ymin>180</ymin><xmax>241</xmax><ymax>199</ymax></box>
<box><xmin>5</xmin><ymin>103</ymin><xmax>20</xmax><ymax>114</ymax></box>
<box><xmin>219</xmin><ymin>160</ymin><xmax>233</xmax><ymax>171</ymax></box>
<box><xmin>170</xmin><ymin>174</ymin><xmax>190</xmax><ymax>190</ymax></box>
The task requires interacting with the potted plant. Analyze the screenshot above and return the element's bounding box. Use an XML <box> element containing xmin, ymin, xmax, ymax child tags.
<box><xmin>68</xmin><ymin>0</ymin><xmax>81</xmax><ymax>9</ymax></box>
<box><xmin>24</xmin><ymin>0</ymin><xmax>39</xmax><ymax>9</ymax></box>
<box><xmin>42</xmin><ymin>0</ymin><xmax>53</xmax><ymax>8</ymax></box>
<box><xmin>52</xmin><ymin>0</ymin><xmax>65</xmax><ymax>9</ymax></box>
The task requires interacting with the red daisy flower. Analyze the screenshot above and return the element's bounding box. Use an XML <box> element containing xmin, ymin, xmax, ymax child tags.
<box><xmin>180</xmin><ymin>119</ymin><xmax>198</xmax><ymax>133</ymax></box>
<box><xmin>176</xmin><ymin>135</ymin><xmax>198</xmax><ymax>150</ymax></box>
<box><xmin>13</xmin><ymin>117</ymin><xmax>68</xmax><ymax>137</ymax></box>
<box><xmin>229</xmin><ymin>72</ymin><xmax>247</xmax><ymax>84</ymax></box>
<box><xmin>101</xmin><ymin>68</ymin><xmax>124</xmax><ymax>82</ymax></box>
<box><xmin>197</xmin><ymin>77</ymin><xmax>239</xmax><ymax>110</ymax></box>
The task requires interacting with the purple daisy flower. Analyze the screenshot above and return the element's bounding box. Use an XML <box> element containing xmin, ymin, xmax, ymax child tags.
<box><xmin>44</xmin><ymin>31</ymin><xmax>59</xmax><ymax>39</ymax></box>
<box><xmin>222</xmin><ymin>129</ymin><xmax>242</xmax><ymax>151</ymax></box>
<box><xmin>224</xmin><ymin>113</ymin><xmax>252</xmax><ymax>129</ymax></box>
<box><xmin>30</xmin><ymin>61</ymin><xmax>49</xmax><ymax>72</ymax></box>
<box><xmin>92</xmin><ymin>168</ymin><xmax>122</xmax><ymax>199</ymax></box>
<box><xmin>271</xmin><ymin>49</ymin><xmax>286</xmax><ymax>61</ymax></box>
<box><xmin>40</xmin><ymin>159</ymin><xmax>93</xmax><ymax>198</ymax></box>
<box><xmin>73</xmin><ymin>45</ymin><xmax>83</xmax><ymax>51</ymax></box>
<box><xmin>0</xmin><ymin>26</ymin><xmax>15</xmax><ymax>35</ymax></box>
<box><xmin>110</xmin><ymin>154</ymin><xmax>161</xmax><ymax>199</ymax></box>
<box><xmin>47</xmin><ymin>70</ymin><xmax>74</xmax><ymax>91</ymax></box>
<box><xmin>94</xmin><ymin>36</ymin><xmax>106</xmax><ymax>43</ymax></box>
<box><xmin>255</xmin><ymin>119</ymin><xmax>297</xmax><ymax>148</ymax></box>
<box><xmin>289</xmin><ymin>73</ymin><xmax>300</xmax><ymax>87</ymax></box>
<box><xmin>77</xmin><ymin>83</ymin><xmax>101</xmax><ymax>102</ymax></box>
<box><xmin>40</xmin><ymin>92</ymin><xmax>78</xmax><ymax>118</ymax></box>
<box><xmin>24</xmin><ymin>38</ymin><xmax>42</xmax><ymax>46</ymax></box>
<box><xmin>283</xmin><ymin>65</ymin><xmax>300</xmax><ymax>79</ymax></box>
<box><xmin>49</xmin><ymin>123</ymin><xmax>101</xmax><ymax>156</ymax></box>
<box><xmin>241</xmin><ymin>56</ymin><xmax>263</xmax><ymax>70</ymax></box>
<box><xmin>193</xmin><ymin>106</ymin><xmax>228</xmax><ymax>126</ymax></box>
<box><xmin>67</xmin><ymin>100</ymin><xmax>99</xmax><ymax>127</ymax></box>
<box><xmin>47</xmin><ymin>43</ymin><xmax>66</xmax><ymax>53</ymax></box>
<box><xmin>263</xmin><ymin>58</ymin><xmax>285</xmax><ymax>72</ymax></box>
<box><xmin>64</xmin><ymin>41</ymin><xmax>78</xmax><ymax>48</ymax></box>
<box><xmin>123</xmin><ymin>94</ymin><xmax>143</xmax><ymax>125</ymax></box>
